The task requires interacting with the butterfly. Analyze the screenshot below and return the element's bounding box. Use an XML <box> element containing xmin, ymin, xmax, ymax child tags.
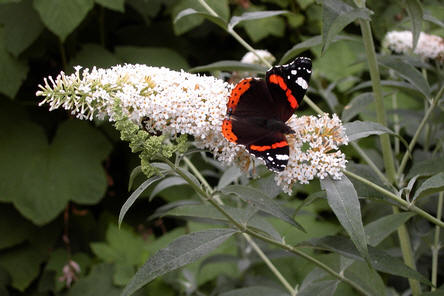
<box><xmin>222</xmin><ymin>56</ymin><xmax>312</xmax><ymax>172</ymax></box>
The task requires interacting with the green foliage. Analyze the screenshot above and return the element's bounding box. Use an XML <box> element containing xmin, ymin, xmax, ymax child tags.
<box><xmin>1</xmin><ymin>0</ymin><xmax>443</xmax><ymax>295</ymax></box>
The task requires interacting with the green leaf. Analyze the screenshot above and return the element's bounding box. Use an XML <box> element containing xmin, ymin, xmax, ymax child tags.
<box><xmin>343</xmin><ymin>120</ymin><xmax>394</xmax><ymax>142</ymax></box>
<box><xmin>0</xmin><ymin>245</ymin><xmax>47</xmax><ymax>291</ymax></box>
<box><xmin>171</xmin><ymin>0</ymin><xmax>229</xmax><ymax>35</ymax></box>
<box><xmin>228</xmin><ymin>10</ymin><xmax>288</xmax><ymax>29</ymax></box>
<box><xmin>127</xmin><ymin>0</ymin><xmax>162</xmax><ymax>24</ymax></box>
<box><xmin>95</xmin><ymin>0</ymin><xmax>124</xmax><ymax>12</ymax></box>
<box><xmin>122</xmin><ymin>228</ymin><xmax>237</xmax><ymax>296</ymax></box>
<box><xmin>407</xmin><ymin>156</ymin><xmax>444</xmax><ymax>178</ymax></box>
<box><xmin>119</xmin><ymin>175</ymin><xmax>164</xmax><ymax>226</ymax></box>
<box><xmin>189</xmin><ymin>60</ymin><xmax>268</xmax><ymax>73</ymax></box>
<box><xmin>378</xmin><ymin>55</ymin><xmax>430</xmax><ymax>98</ymax></box>
<box><xmin>403</xmin><ymin>0</ymin><xmax>423</xmax><ymax>51</ymax></box>
<box><xmin>115</xmin><ymin>46</ymin><xmax>189</xmax><ymax>70</ymax></box>
<box><xmin>298</xmin><ymin>268</ymin><xmax>339</xmax><ymax>296</ymax></box>
<box><xmin>412</xmin><ymin>172</ymin><xmax>444</xmax><ymax>202</ymax></box>
<box><xmin>91</xmin><ymin>224</ymin><xmax>149</xmax><ymax>285</ymax></box>
<box><xmin>156</xmin><ymin>203</ymin><xmax>281</xmax><ymax>240</ymax></box>
<box><xmin>0</xmin><ymin>28</ymin><xmax>28</xmax><ymax>98</ymax></box>
<box><xmin>321</xmin><ymin>0</ymin><xmax>372</xmax><ymax>53</ymax></box>
<box><xmin>341</xmin><ymin>92</ymin><xmax>374</xmax><ymax>122</ymax></box>
<box><xmin>0</xmin><ymin>205</ymin><xmax>35</xmax><ymax>250</ymax></box>
<box><xmin>68</xmin><ymin>263</ymin><xmax>121</xmax><ymax>296</ymax></box>
<box><xmin>364</xmin><ymin>212</ymin><xmax>415</xmax><ymax>246</ymax></box>
<box><xmin>68</xmin><ymin>44</ymin><xmax>121</xmax><ymax>70</ymax></box>
<box><xmin>149</xmin><ymin>176</ymin><xmax>188</xmax><ymax>201</ymax></box>
<box><xmin>241</xmin><ymin>6</ymin><xmax>286</xmax><ymax>42</ymax></box>
<box><xmin>345</xmin><ymin>261</ymin><xmax>386</xmax><ymax>296</ymax></box>
<box><xmin>174</xmin><ymin>8</ymin><xmax>227</xmax><ymax>29</ymax></box>
<box><xmin>0</xmin><ymin>0</ymin><xmax>44</xmax><ymax>56</ymax></box>
<box><xmin>0</xmin><ymin>117</ymin><xmax>112</xmax><ymax>225</ymax></box>
<box><xmin>320</xmin><ymin>176</ymin><xmax>369</xmax><ymax>261</ymax></box>
<box><xmin>217</xmin><ymin>166</ymin><xmax>242</xmax><ymax>190</ymax></box>
<box><xmin>33</xmin><ymin>0</ymin><xmax>94</xmax><ymax>41</ymax></box>
<box><xmin>306</xmin><ymin>236</ymin><xmax>430</xmax><ymax>284</ymax></box>
<box><xmin>221</xmin><ymin>185</ymin><xmax>305</xmax><ymax>232</ymax></box>
<box><xmin>219</xmin><ymin>286</ymin><xmax>289</xmax><ymax>296</ymax></box>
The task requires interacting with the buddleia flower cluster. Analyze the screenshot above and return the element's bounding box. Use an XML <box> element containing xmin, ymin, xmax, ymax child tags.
<box><xmin>383</xmin><ymin>30</ymin><xmax>444</xmax><ymax>63</ymax></box>
<box><xmin>37</xmin><ymin>64</ymin><xmax>348</xmax><ymax>193</ymax></box>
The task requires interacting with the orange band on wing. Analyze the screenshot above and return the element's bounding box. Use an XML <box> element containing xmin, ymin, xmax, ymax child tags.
<box><xmin>268</xmin><ymin>74</ymin><xmax>298</xmax><ymax>109</ymax></box>
<box><xmin>222</xmin><ymin>119</ymin><xmax>238</xmax><ymax>143</ymax></box>
<box><xmin>249</xmin><ymin>141</ymin><xmax>288</xmax><ymax>151</ymax></box>
<box><xmin>226</xmin><ymin>78</ymin><xmax>252</xmax><ymax>112</ymax></box>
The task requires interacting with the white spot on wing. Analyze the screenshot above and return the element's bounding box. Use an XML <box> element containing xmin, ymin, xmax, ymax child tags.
<box><xmin>276</xmin><ymin>154</ymin><xmax>289</xmax><ymax>160</ymax></box>
<box><xmin>296</xmin><ymin>77</ymin><xmax>308</xmax><ymax>90</ymax></box>
<box><xmin>268</xmin><ymin>156</ymin><xmax>274</xmax><ymax>161</ymax></box>
<box><xmin>291</xmin><ymin>70</ymin><xmax>297</xmax><ymax>75</ymax></box>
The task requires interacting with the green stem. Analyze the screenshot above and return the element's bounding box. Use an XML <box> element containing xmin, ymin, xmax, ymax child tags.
<box><xmin>397</xmin><ymin>87</ymin><xmax>443</xmax><ymax>181</ymax></box>
<box><xmin>358</xmin><ymin>18</ymin><xmax>396</xmax><ymax>183</ymax></box>
<box><xmin>392</xmin><ymin>206</ymin><xmax>421</xmax><ymax>295</ymax></box>
<box><xmin>344</xmin><ymin>170</ymin><xmax>444</xmax><ymax>228</ymax></box>
<box><xmin>392</xmin><ymin>93</ymin><xmax>400</xmax><ymax>156</ymax></box>
<box><xmin>180</xmin><ymin>157</ymin><xmax>296</xmax><ymax>295</ymax></box>
<box><xmin>431</xmin><ymin>192</ymin><xmax>443</xmax><ymax>291</ymax></box>
<box><xmin>164</xmin><ymin>157</ymin><xmax>369</xmax><ymax>295</ymax></box>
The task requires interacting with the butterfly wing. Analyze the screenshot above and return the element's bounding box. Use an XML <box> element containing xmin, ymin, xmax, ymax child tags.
<box><xmin>266</xmin><ymin>56</ymin><xmax>312</xmax><ymax>121</ymax></box>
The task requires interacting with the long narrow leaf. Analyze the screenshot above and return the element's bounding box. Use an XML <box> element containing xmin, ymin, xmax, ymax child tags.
<box><xmin>221</xmin><ymin>185</ymin><xmax>305</xmax><ymax>232</ymax></box>
<box><xmin>119</xmin><ymin>175</ymin><xmax>164</xmax><ymax>226</ymax></box>
<box><xmin>344</xmin><ymin>120</ymin><xmax>394</xmax><ymax>141</ymax></box>
<box><xmin>320</xmin><ymin>176</ymin><xmax>369</xmax><ymax>261</ymax></box>
<box><xmin>365</xmin><ymin>212</ymin><xmax>415</xmax><ymax>246</ymax></box>
<box><xmin>412</xmin><ymin>172</ymin><xmax>444</xmax><ymax>202</ymax></box>
<box><xmin>174</xmin><ymin>8</ymin><xmax>227</xmax><ymax>29</ymax></box>
<box><xmin>403</xmin><ymin>0</ymin><xmax>423</xmax><ymax>50</ymax></box>
<box><xmin>189</xmin><ymin>61</ymin><xmax>267</xmax><ymax>73</ymax></box>
<box><xmin>122</xmin><ymin>228</ymin><xmax>238</xmax><ymax>296</ymax></box>
<box><xmin>228</xmin><ymin>10</ymin><xmax>288</xmax><ymax>30</ymax></box>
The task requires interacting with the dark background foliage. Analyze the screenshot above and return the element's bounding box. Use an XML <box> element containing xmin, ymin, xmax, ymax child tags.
<box><xmin>0</xmin><ymin>0</ymin><xmax>443</xmax><ymax>295</ymax></box>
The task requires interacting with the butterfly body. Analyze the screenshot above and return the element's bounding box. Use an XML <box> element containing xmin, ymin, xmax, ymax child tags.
<box><xmin>222</xmin><ymin>57</ymin><xmax>312</xmax><ymax>172</ymax></box>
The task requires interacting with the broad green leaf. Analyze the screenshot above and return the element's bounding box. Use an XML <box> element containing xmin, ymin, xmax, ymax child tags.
<box><xmin>68</xmin><ymin>263</ymin><xmax>121</xmax><ymax>296</ymax></box>
<box><xmin>156</xmin><ymin>204</ymin><xmax>281</xmax><ymax>240</ymax></box>
<box><xmin>343</xmin><ymin>120</ymin><xmax>394</xmax><ymax>142</ymax></box>
<box><xmin>412</xmin><ymin>172</ymin><xmax>444</xmax><ymax>202</ymax></box>
<box><xmin>365</xmin><ymin>212</ymin><xmax>415</xmax><ymax>246</ymax></box>
<box><xmin>149</xmin><ymin>176</ymin><xmax>188</xmax><ymax>201</ymax></box>
<box><xmin>127</xmin><ymin>0</ymin><xmax>162</xmax><ymax>24</ymax></box>
<box><xmin>407</xmin><ymin>156</ymin><xmax>444</xmax><ymax>178</ymax></box>
<box><xmin>0</xmin><ymin>0</ymin><xmax>44</xmax><ymax>56</ymax></box>
<box><xmin>68</xmin><ymin>44</ymin><xmax>121</xmax><ymax>70</ymax></box>
<box><xmin>95</xmin><ymin>0</ymin><xmax>124</xmax><ymax>12</ymax></box>
<box><xmin>222</xmin><ymin>185</ymin><xmax>305</xmax><ymax>231</ymax></box>
<box><xmin>220</xmin><ymin>286</ymin><xmax>289</xmax><ymax>296</ymax></box>
<box><xmin>378</xmin><ymin>55</ymin><xmax>430</xmax><ymax>98</ymax></box>
<box><xmin>321</xmin><ymin>0</ymin><xmax>372</xmax><ymax>53</ymax></box>
<box><xmin>189</xmin><ymin>61</ymin><xmax>267</xmax><ymax>73</ymax></box>
<box><xmin>91</xmin><ymin>224</ymin><xmax>149</xmax><ymax>285</ymax></box>
<box><xmin>119</xmin><ymin>175</ymin><xmax>164</xmax><ymax>226</ymax></box>
<box><xmin>341</xmin><ymin>92</ymin><xmax>373</xmax><ymax>122</ymax></box>
<box><xmin>228</xmin><ymin>10</ymin><xmax>288</xmax><ymax>29</ymax></box>
<box><xmin>0</xmin><ymin>205</ymin><xmax>35</xmax><ymax>249</ymax></box>
<box><xmin>241</xmin><ymin>6</ymin><xmax>286</xmax><ymax>42</ymax></box>
<box><xmin>0</xmin><ymin>117</ymin><xmax>112</xmax><ymax>225</ymax></box>
<box><xmin>0</xmin><ymin>29</ymin><xmax>28</xmax><ymax>98</ymax></box>
<box><xmin>306</xmin><ymin>236</ymin><xmax>430</xmax><ymax>284</ymax></box>
<box><xmin>320</xmin><ymin>176</ymin><xmax>369</xmax><ymax>261</ymax></box>
<box><xmin>33</xmin><ymin>0</ymin><xmax>94</xmax><ymax>41</ymax></box>
<box><xmin>174</xmin><ymin>8</ymin><xmax>227</xmax><ymax>29</ymax></box>
<box><xmin>403</xmin><ymin>0</ymin><xmax>423</xmax><ymax>51</ymax></box>
<box><xmin>171</xmin><ymin>0</ymin><xmax>229</xmax><ymax>35</ymax></box>
<box><xmin>115</xmin><ymin>46</ymin><xmax>189</xmax><ymax>70</ymax></box>
<box><xmin>0</xmin><ymin>245</ymin><xmax>47</xmax><ymax>291</ymax></box>
<box><xmin>122</xmin><ymin>228</ymin><xmax>237</xmax><ymax>296</ymax></box>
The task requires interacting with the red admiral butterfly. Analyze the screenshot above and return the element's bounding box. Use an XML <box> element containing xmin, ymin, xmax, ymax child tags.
<box><xmin>222</xmin><ymin>57</ymin><xmax>312</xmax><ymax>172</ymax></box>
